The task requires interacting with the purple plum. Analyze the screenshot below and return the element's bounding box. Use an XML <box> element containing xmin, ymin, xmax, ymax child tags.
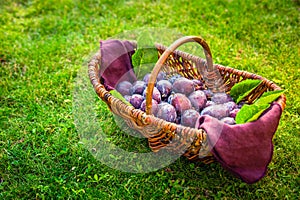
<box><xmin>211</xmin><ymin>92</ymin><xmax>233</xmax><ymax>104</ymax></box>
<box><xmin>155</xmin><ymin>103</ymin><xmax>177</xmax><ymax>122</ymax></box>
<box><xmin>124</xmin><ymin>95</ymin><xmax>131</xmax><ymax>103</ymax></box>
<box><xmin>169</xmin><ymin>93</ymin><xmax>192</xmax><ymax>114</ymax></box>
<box><xmin>192</xmin><ymin>79</ymin><xmax>205</xmax><ymax>90</ymax></box>
<box><xmin>142</xmin><ymin>73</ymin><xmax>151</xmax><ymax>84</ymax></box>
<box><xmin>156</xmin><ymin>72</ymin><xmax>166</xmax><ymax>82</ymax></box>
<box><xmin>172</xmin><ymin>77</ymin><xmax>195</xmax><ymax>95</ymax></box>
<box><xmin>116</xmin><ymin>81</ymin><xmax>132</xmax><ymax>96</ymax></box>
<box><xmin>168</xmin><ymin>74</ymin><xmax>183</xmax><ymax>84</ymax></box>
<box><xmin>181</xmin><ymin>109</ymin><xmax>201</xmax><ymax>128</ymax></box>
<box><xmin>203</xmin><ymin>89</ymin><xmax>214</xmax><ymax>99</ymax></box>
<box><xmin>205</xmin><ymin>100</ymin><xmax>216</xmax><ymax>108</ymax></box>
<box><xmin>223</xmin><ymin>101</ymin><xmax>238</xmax><ymax>111</ymax></box>
<box><xmin>188</xmin><ymin>90</ymin><xmax>207</xmax><ymax>112</ymax></box>
<box><xmin>200</xmin><ymin>104</ymin><xmax>230</xmax><ymax>120</ymax></box>
<box><xmin>143</xmin><ymin>87</ymin><xmax>161</xmax><ymax>103</ymax></box>
<box><xmin>229</xmin><ymin>108</ymin><xmax>240</xmax><ymax>119</ymax></box>
<box><xmin>237</xmin><ymin>101</ymin><xmax>246</xmax><ymax>109</ymax></box>
<box><xmin>130</xmin><ymin>81</ymin><xmax>146</xmax><ymax>95</ymax></box>
<box><xmin>140</xmin><ymin>99</ymin><xmax>158</xmax><ymax>115</ymax></box>
<box><xmin>221</xmin><ymin>117</ymin><xmax>236</xmax><ymax>125</ymax></box>
<box><xmin>156</xmin><ymin>80</ymin><xmax>172</xmax><ymax>100</ymax></box>
<box><xmin>129</xmin><ymin>94</ymin><xmax>144</xmax><ymax>109</ymax></box>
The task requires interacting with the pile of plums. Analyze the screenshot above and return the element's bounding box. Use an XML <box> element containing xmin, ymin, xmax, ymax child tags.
<box><xmin>116</xmin><ymin>72</ymin><xmax>242</xmax><ymax>128</ymax></box>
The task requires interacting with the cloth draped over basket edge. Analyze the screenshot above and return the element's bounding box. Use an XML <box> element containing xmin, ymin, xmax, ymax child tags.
<box><xmin>99</xmin><ymin>39</ymin><xmax>137</xmax><ymax>90</ymax></box>
<box><xmin>98</xmin><ymin>39</ymin><xmax>283</xmax><ymax>184</ymax></box>
<box><xmin>198</xmin><ymin>103</ymin><xmax>281</xmax><ymax>184</ymax></box>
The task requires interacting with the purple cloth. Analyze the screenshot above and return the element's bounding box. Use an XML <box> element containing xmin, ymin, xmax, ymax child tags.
<box><xmin>99</xmin><ymin>39</ymin><xmax>283</xmax><ymax>184</ymax></box>
<box><xmin>99</xmin><ymin>39</ymin><xmax>137</xmax><ymax>90</ymax></box>
<box><xmin>198</xmin><ymin>103</ymin><xmax>282</xmax><ymax>184</ymax></box>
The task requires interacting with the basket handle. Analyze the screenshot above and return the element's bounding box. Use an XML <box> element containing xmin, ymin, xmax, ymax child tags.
<box><xmin>146</xmin><ymin>36</ymin><xmax>219</xmax><ymax>115</ymax></box>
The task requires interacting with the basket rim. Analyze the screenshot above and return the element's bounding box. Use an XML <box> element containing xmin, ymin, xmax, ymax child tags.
<box><xmin>87</xmin><ymin>40</ymin><xmax>286</xmax><ymax>161</ymax></box>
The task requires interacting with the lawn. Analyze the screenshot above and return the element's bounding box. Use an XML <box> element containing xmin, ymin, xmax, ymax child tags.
<box><xmin>0</xmin><ymin>0</ymin><xmax>299</xmax><ymax>199</ymax></box>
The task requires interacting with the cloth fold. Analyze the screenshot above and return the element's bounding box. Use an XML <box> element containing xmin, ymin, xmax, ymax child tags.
<box><xmin>99</xmin><ymin>39</ymin><xmax>137</xmax><ymax>90</ymax></box>
<box><xmin>198</xmin><ymin>103</ymin><xmax>282</xmax><ymax>184</ymax></box>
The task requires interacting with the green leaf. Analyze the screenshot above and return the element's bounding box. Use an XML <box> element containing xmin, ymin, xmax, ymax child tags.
<box><xmin>235</xmin><ymin>103</ymin><xmax>270</xmax><ymax>124</ymax></box>
<box><xmin>255</xmin><ymin>90</ymin><xmax>284</xmax><ymax>105</ymax></box>
<box><xmin>132</xmin><ymin>48</ymin><xmax>143</xmax><ymax>68</ymax></box>
<box><xmin>235</xmin><ymin>104</ymin><xmax>254</xmax><ymax>124</ymax></box>
<box><xmin>230</xmin><ymin>79</ymin><xmax>262</xmax><ymax>103</ymax></box>
<box><xmin>110</xmin><ymin>90</ymin><xmax>132</xmax><ymax>106</ymax></box>
<box><xmin>132</xmin><ymin>31</ymin><xmax>158</xmax><ymax>70</ymax></box>
<box><xmin>140</xmin><ymin>48</ymin><xmax>158</xmax><ymax>64</ymax></box>
<box><xmin>247</xmin><ymin>104</ymin><xmax>270</xmax><ymax>122</ymax></box>
<box><xmin>235</xmin><ymin>89</ymin><xmax>284</xmax><ymax>124</ymax></box>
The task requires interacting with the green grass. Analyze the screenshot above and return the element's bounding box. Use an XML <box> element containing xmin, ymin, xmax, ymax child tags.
<box><xmin>0</xmin><ymin>0</ymin><xmax>299</xmax><ymax>199</ymax></box>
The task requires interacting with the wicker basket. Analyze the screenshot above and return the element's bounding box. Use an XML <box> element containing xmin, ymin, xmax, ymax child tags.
<box><xmin>88</xmin><ymin>36</ymin><xmax>286</xmax><ymax>164</ymax></box>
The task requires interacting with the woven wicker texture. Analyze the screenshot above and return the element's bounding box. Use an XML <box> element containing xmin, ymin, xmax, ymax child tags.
<box><xmin>88</xmin><ymin>36</ymin><xmax>286</xmax><ymax>163</ymax></box>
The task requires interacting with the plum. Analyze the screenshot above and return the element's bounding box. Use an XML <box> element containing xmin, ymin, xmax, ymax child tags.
<box><xmin>155</xmin><ymin>102</ymin><xmax>177</xmax><ymax>122</ymax></box>
<box><xmin>168</xmin><ymin>74</ymin><xmax>182</xmax><ymax>84</ymax></box>
<box><xmin>237</xmin><ymin>101</ymin><xmax>246</xmax><ymax>109</ymax></box>
<box><xmin>142</xmin><ymin>72</ymin><xmax>166</xmax><ymax>84</ymax></box>
<box><xmin>167</xmin><ymin>92</ymin><xmax>175</xmax><ymax>104</ymax></box>
<box><xmin>130</xmin><ymin>81</ymin><xmax>146</xmax><ymax>95</ymax></box>
<box><xmin>204</xmin><ymin>100</ymin><xmax>215</xmax><ymax>108</ymax></box>
<box><xmin>223</xmin><ymin>101</ymin><xmax>237</xmax><ymax>111</ymax></box>
<box><xmin>116</xmin><ymin>81</ymin><xmax>132</xmax><ymax>96</ymax></box>
<box><xmin>181</xmin><ymin>109</ymin><xmax>201</xmax><ymax>128</ymax></box>
<box><xmin>229</xmin><ymin>108</ymin><xmax>240</xmax><ymax>119</ymax></box>
<box><xmin>140</xmin><ymin>99</ymin><xmax>158</xmax><ymax>115</ymax></box>
<box><xmin>203</xmin><ymin>89</ymin><xmax>214</xmax><ymax>99</ymax></box>
<box><xmin>220</xmin><ymin>117</ymin><xmax>236</xmax><ymax>125</ymax></box>
<box><xmin>143</xmin><ymin>86</ymin><xmax>161</xmax><ymax>103</ymax></box>
<box><xmin>188</xmin><ymin>90</ymin><xmax>207</xmax><ymax>112</ymax></box>
<box><xmin>200</xmin><ymin>104</ymin><xmax>230</xmax><ymax>120</ymax></box>
<box><xmin>175</xmin><ymin>116</ymin><xmax>181</xmax><ymax>124</ymax></box>
<box><xmin>192</xmin><ymin>79</ymin><xmax>205</xmax><ymax>90</ymax></box>
<box><xmin>156</xmin><ymin>80</ymin><xmax>172</xmax><ymax>100</ymax></box>
<box><xmin>172</xmin><ymin>77</ymin><xmax>195</xmax><ymax>95</ymax></box>
<box><xmin>192</xmin><ymin>79</ymin><xmax>204</xmax><ymax>87</ymax></box>
<box><xmin>156</xmin><ymin>72</ymin><xmax>166</xmax><ymax>82</ymax></box>
<box><xmin>169</xmin><ymin>93</ymin><xmax>192</xmax><ymax>114</ymax></box>
<box><xmin>211</xmin><ymin>92</ymin><xmax>233</xmax><ymax>104</ymax></box>
<box><xmin>124</xmin><ymin>95</ymin><xmax>131</xmax><ymax>103</ymax></box>
<box><xmin>129</xmin><ymin>94</ymin><xmax>144</xmax><ymax>109</ymax></box>
<box><xmin>142</xmin><ymin>73</ymin><xmax>151</xmax><ymax>84</ymax></box>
